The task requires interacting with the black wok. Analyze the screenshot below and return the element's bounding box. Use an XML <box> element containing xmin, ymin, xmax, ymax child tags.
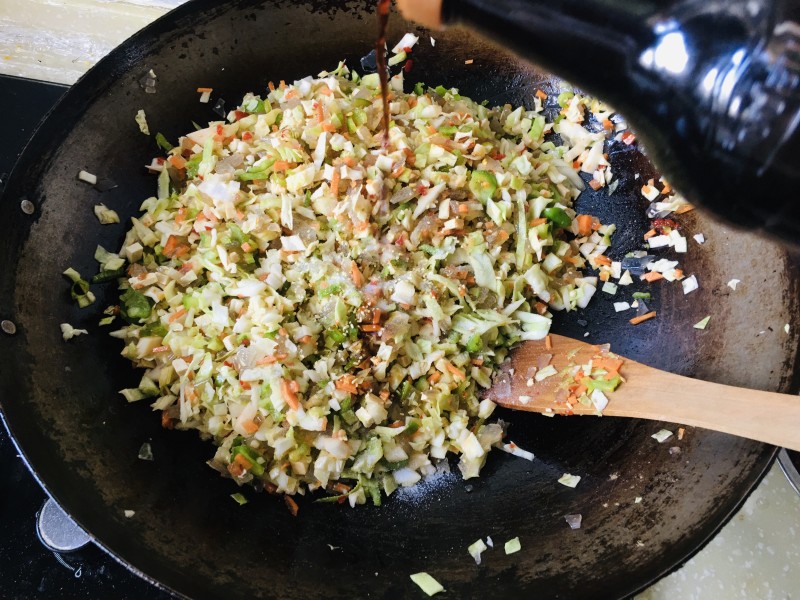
<box><xmin>1</xmin><ymin>1</ymin><xmax>799</xmax><ymax>598</ymax></box>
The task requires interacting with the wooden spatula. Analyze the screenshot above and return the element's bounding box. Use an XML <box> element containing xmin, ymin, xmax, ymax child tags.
<box><xmin>484</xmin><ymin>333</ymin><xmax>800</xmax><ymax>451</ymax></box>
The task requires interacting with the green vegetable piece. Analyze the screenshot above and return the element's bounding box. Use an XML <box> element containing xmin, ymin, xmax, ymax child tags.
<box><xmin>582</xmin><ymin>375</ymin><xmax>622</xmax><ymax>394</ymax></box>
<box><xmin>318</xmin><ymin>283</ymin><xmax>342</xmax><ymax>298</ymax></box>
<box><xmin>556</xmin><ymin>91</ymin><xmax>574</xmax><ymax>107</ymax></box>
<box><xmin>434</xmin><ymin>85</ymin><xmax>448</xmax><ymax>96</ymax></box>
<box><xmin>469</xmin><ymin>170</ymin><xmax>498</xmax><ymax>204</ymax></box>
<box><xmin>466</xmin><ymin>333</ymin><xmax>483</xmax><ymax>353</ymax></box>
<box><xmin>505</xmin><ymin>537</ymin><xmax>522</xmax><ymax>554</ymax></box>
<box><xmin>632</xmin><ymin>292</ymin><xmax>651</xmax><ymax>300</ymax></box>
<box><xmin>120</xmin><ymin>288</ymin><xmax>153</xmax><ymax>323</ymax></box>
<box><xmin>414</xmin><ymin>82</ymin><xmax>424</xmax><ymax>96</ymax></box>
<box><xmin>543</xmin><ymin>206</ymin><xmax>572</xmax><ymax>229</ymax></box>
<box><xmin>529</xmin><ymin>115</ymin><xmax>545</xmax><ymax>141</ymax></box>
<box><xmin>439</xmin><ymin>125</ymin><xmax>458</xmax><ymax>135</ymax></box>
<box><xmin>410</xmin><ymin>573</ymin><xmax>444</xmax><ymax>597</ymax></box>
<box><xmin>91</xmin><ymin>268</ymin><xmax>126</xmax><ymax>284</ymax></box>
<box><xmin>230</xmin><ymin>493</ymin><xmax>248</xmax><ymax>506</ymax></box>
<box><xmin>232</xmin><ymin>445</ymin><xmax>265</xmax><ymax>476</ymax></box>
<box><xmin>155</xmin><ymin>133</ymin><xmax>174</xmax><ymax>152</ymax></box>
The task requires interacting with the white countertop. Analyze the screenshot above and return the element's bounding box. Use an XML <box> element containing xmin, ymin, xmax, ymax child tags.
<box><xmin>3</xmin><ymin>2</ymin><xmax>800</xmax><ymax>598</ymax></box>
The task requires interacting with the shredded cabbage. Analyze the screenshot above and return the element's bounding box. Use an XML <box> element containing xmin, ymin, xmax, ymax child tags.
<box><xmin>106</xmin><ymin>65</ymin><xmax>613</xmax><ymax>505</ymax></box>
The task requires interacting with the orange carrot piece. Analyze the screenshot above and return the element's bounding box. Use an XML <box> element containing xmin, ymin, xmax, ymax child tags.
<box><xmin>234</xmin><ymin>453</ymin><xmax>254</xmax><ymax>470</ymax></box>
<box><xmin>168</xmin><ymin>308</ymin><xmax>187</xmax><ymax>323</ymax></box>
<box><xmin>643</xmin><ymin>229</ymin><xmax>657</xmax><ymax>240</ymax></box>
<box><xmin>545</xmin><ymin>335</ymin><xmax>552</xmax><ymax>350</ymax></box>
<box><xmin>577</xmin><ymin>214</ymin><xmax>593</xmax><ymax>236</ymax></box>
<box><xmin>273</xmin><ymin>160</ymin><xmax>290</xmax><ymax>172</ymax></box>
<box><xmin>630</xmin><ymin>311</ymin><xmax>657</xmax><ymax>325</ymax></box>
<box><xmin>169</xmin><ymin>154</ymin><xmax>187</xmax><ymax>169</ymax></box>
<box><xmin>360</xmin><ymin>324</ymin><xmax>381</xmax><ymax>332</ymax></box>
<box><xmin>280</xmin><ymin>378</ymin><xmax>300</xmax><ymax>411</ymax></box>
<box><xmin>256</xmin><ymin>355</ymin><xmax>278</xmax><ymax>365</ymax></box>
<box><xmin>196</xmin><ymin>87</ymin><xmax>213</xmax><ymax>93</ymax></box>
<box><xmin>642</xmin><ymin>271</ymin><xmax>663</xmax><ymax>282</ymax></box>
<box><xmin>372</xmin><ymin>308</ymin><xmax>382</xmax><ymax>324</ymax></box>
<box><xmin>316</xmin><ymin>102</ymin><xmax>325</xmax><ymax>123</ymax></box>
<box><xmin>444</xmin><ymin>361</ymin><xmax>466</xmax><ymax>381</ymax></box>
<box><xmin>535</xmin><ymin>89</ymin><xmax>548</xmax><ymax>100</ymax></box>
<box><xmin>594</xmin><ymin>255</ymin><xmax>612</xmax><ymax>266</ymax></box>
<box><xmin>593</xmin><ymin>357</ymin><xmax>624</xmax><ymax>374</ymax></box>
<box><xmin>351</xmin><ymin>262</ymin><xmax>364</xmax><ymax>287</ymax></box>
<box><xmin>428</xmin><ymin>371</ymin><xmax>442</xmax><ymax>384</ymax></box>
<box><xmin>331</xmin><ymin>169</ymin><xmax>340</xmax><ymax>198</ymax></box>
<box><xmin>284</xmin><ymin>495</ymin><xmax>299</xmax><ymax>516</ymax></box>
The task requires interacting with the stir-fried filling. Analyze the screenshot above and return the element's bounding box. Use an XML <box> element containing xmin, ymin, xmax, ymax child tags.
<box><xmin>110</xmin><ymin>64</ymin><xmax>615</xmax><ymax>505</ymax></box>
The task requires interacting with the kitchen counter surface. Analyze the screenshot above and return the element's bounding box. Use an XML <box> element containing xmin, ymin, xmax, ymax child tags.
<box><xmin>2</xmin><ymin>2</ymin><xmax>799</xmax><ymax>598</ymax></box>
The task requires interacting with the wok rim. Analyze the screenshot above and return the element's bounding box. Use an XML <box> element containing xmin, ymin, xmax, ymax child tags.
<box><xmin>0</xmin><ymin>0</ymin><xmax>788</xmax><ymax>597</ymax></box>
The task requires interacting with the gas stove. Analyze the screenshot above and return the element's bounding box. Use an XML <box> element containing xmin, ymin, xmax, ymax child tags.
<box><xmin>0</xmin><ymin>74</ymin><xmax>169</xmax><ymax>600</ymax></box>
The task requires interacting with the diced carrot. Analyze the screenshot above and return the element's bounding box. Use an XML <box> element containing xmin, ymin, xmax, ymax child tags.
<box><xmin>318</xmin><ymin>85</ymin><xmax>333</xmax><ymax>96</ymax></box>
<box><xmin>268</xmin><ymin>81</ymin><xmax>275</xmax><ymax>91</ymax></box>
<box><xmin>458</xmin><ymin>203</ymin><xmax>469</xmax><ymax>215</ymax></box>
<box><xmin>351</xmin><ymin>261</ymin><xmax>364</xmax><ymax>287</ymax></box>
<box><xmin>284</xmin><ymin>89</ymin><xmax>297</xmax><ymax>100</ymax></box>
<box><xmin>577</xmin><ymin>214</ymin><xmax>593</xmax><ymax>236</ymax></box>
<box><xmin>530</xmin><ymin>217</ymin><xmax>547</xmax><ymax>227</ymax></box>
<box><xmin>630</xmin><ymin>311</ymin><xmax>657</xmax><ymax>325</ymax></box>
<box><xmin>169</xmin><ymin>154</ymin><xmax>187</xmax><ymax>169</ymax></box>
<box><xmin>444</xmin><ymin>361</ymin><xmax>466</xmax><ymax>381</ymax></box>
<box><xmin>256</xmin><ymin>355</ymin><xmax>278</xmax><ymax>365</ymax></box>
<box><xmin>242</xmin><ymin>131</ymin><xmax>254</xmax><ymax>142</ymax></box>
<box><xmin>675</xmin><ymin>204</ymin><xmax>695</xmax><ymax>214</ymax></box>
<box><xmin>273</xmin><ymin>160</ymin><xmax>290</xmax><ymax>172</ymax></box>
<box><xmin>372</xmin><ymin>308</ymin><xmax>382</xmax><ymax>324</ymax></box>
<box><xmin>196</xmin><ymin>87</ymin><xmax>213</xmax><ymax>93</ymax></box>
<box><xmin>534</xmin><ymin>301</ymin><xmax>548</xmax><ymax>315</ymax></box>
<box><xmin>573</xmin><ymin>384</ymin><xmax>588</xmax><ymax>397</ymax></box>
<box><xmin>535</xmin><ymin>89</ymin><xmax>548</xmax><ymax>100</ymax></box>
<box><xmin>594</xmin><ymin>357</ymin><xmax>624</xmax><ymax>374</ymax></box>
<box><xmin>169</xmin><ymin>308</ymin><xmax>187</xmax><ymax>323</ymax></box>
<box><xmin>234</xmin><ymin>453</ymin><xmax>254</xmax><ymax>469</ymax></box>
<box><xmin>545</xmin><ymin>335</ymin><xmax>552</xmax><ymax>350</ymax></box>
<box><xmin>643</xmin><ymin>229</ymin><xmax>657</xmax><ymax>240</ymax></box>
<box><xmin>161</xmin><ymin>411</ymin><xmax>174</xmax><ymax>429</ymax></box>
<box><xmin>331</xmin><ymin>169</ymin><xmax>340</xmax><ymax>198</ymax></box>
<box><xmin>599</xmin><ymin>270</ymin><xmax>610</xmax><ymax>282</ymax></box>
<box><xmin>322</xmin><ymin>122</ymin><xmax>336</xmax><ymax>133</ymax></box>
<box><xmin>622</xmin><ymin>132</ymin><xmax>636</xmax><ymax>145</ymax></box>
<box><xmin>240</xmin><ymin>381</ymin><xmax>252</xmax><ymax>391</ymax></box>
<box><xmin>284</xmin><ymin>495</ymin><xmax>299</xmax><ymax>517</ymax></box>
<box><xmin>589</xmin><ymin>179</ymin><xmax>603</xmax><ymax>191</ymax></box>
<box><xmin>642</xmin><ymin>271</ymin><xmax>663</xmax><ymax>282</ymax></box>
<box><xmin>241</xmin><ymin>242</ymin><xmax>253</xmax><ymax>252</ymax></box>
<box><xmin>280</xmin><ymin>378</ymin><xmax>300</xmax><ymax>411</ymax></box>
<box><xmin>602</xmin><ymin>119</ymin><xmax>613</xmax><ymax>131</ymax></box>
<box><xmin>335</xmin><ymin>376</ymin><xmax>359</xmax><ymax>394</ymax></box>
<box><xmin>360</xmin><ymin>324</ymin><xmax>381</xmax><ymax>332</ymax></box>
<box><xmin>316</xmin><ymin>102</ymin><xmax>325</xmax><ymax>123</ymax></box>
<box><xmin>672</xmin><ymin>268</ymin><xmax>684</xmax><ymax>279</ymax></box>
<box><xmin>428</xmin><ymin>371</ymin><xmax>442</xmax><ymax>384</ymax></box>
<box><xmin>288</xmin><ymin>380</ymin><xmax>300</xmax><ymax>393</ymax></box>
<box><xmin>594</xmin><ymin>255</ymin><xmax>612</xmax><ymax>266</ymax></box>
<box><xmin>298</xmin><ymin>335</ymin><xmax>313</xmax><ymax>344</ymax></box>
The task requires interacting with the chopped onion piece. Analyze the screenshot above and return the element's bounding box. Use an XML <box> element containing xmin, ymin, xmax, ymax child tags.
<box><xmin>135</xmin><ymin>109</ymin><xmax>150</xmax><ymax>135</ymax></box>
<box><xmin>613</xmin><ymin>302</ymin><xmax>631</xmax><ymax>312</ymax></box>
<box><xmin>534</xmin><ymin>364</ymin><xmax>558</xmax><ymax>382</ymax></box>
<box><xmin>634</xmin><ymin>496</ymin><xmax>642</xmax><ymax>504</ymax></box>
<box><xmin>785</xmin><ymin>324</ymin><xmax>791</xmax><ymax>334</ymax></box>
<box><xmin>392</xmin><ymin>32</ymin><xmax>420</xmax><ymax>54</ymax></box>
<box><xmin>410</xmin><ymin>573</ymin><xmax>444</xmax><ymax>596</ymax></box>
<box><xmin>651</xmin><ymin>429</ymin><xmax>673</xmax><ymax>443</ymax></box>
<box><xmin>124</xmin><ymin>510</ymin><xmax>136</xmax><ymax>518</ymax></box>
<box><xmin>590</xmin><ymin>388</ymin><xmax>609</xmax><ymax>411</ymax></box>
<box><xmin>601</xmin><ymin>281</ymin><xmax>617</xmax><ymax>295</ymax></box>
<box><xmin>564</xmin><ymin>514</ymin><xmax>582</xmax><ymax>529</ymax></box>
<box><xmin>78</xmin><ymin>170</ymin><xmax>98</xmax><ymax>185</ymax></box>
<box><xmin>727</xmin><ymin>279</ymin><xmax>741</xmax><ymax>290</ymax></box>
<box><xmin>693</xmin><ymin>316</ymin><xmax>711</xmax><ymax>330</ymax></box>
<box><xmin>60</xmin><ymin>323</ymin><xmax>88</xmax><ymax>341</ymax></box>
<box><xmin>681</xmin><ymin>275</ymin><xmax>699</xmax><ymax>295</ymax></box>
<box><xmin>647</xmin><ymin>235</ymin><xmax>670</xmax><ymax>249</ymax></box>
<box><xmin>504</xmin><ymin>537</ymin><xmax>522</xmax><ymax>555</ymax></box>
<box><xmin>495</xmin><ymin>441</ymin><xmax>535</xmax><ymax>461</ymax></box>
<box><xmin>468</xmin><ymin>538</ymin><xmax>488</xmax><ymax>565</ymax></box>
<box><xmin>486</xmin><ymin>536</ymin><xmax>494</xmax><ymax>548</ymax></box>
<box><xmin>138</xmin><ymin>442</ymin><xmax>154</xmax><ymax>461</ymax></box>
<box><xmin>693</xmin><ymin>233</ymin><xmax>705</xmax><ymax>244</ymax></box>
<box><xmin>558</xmin><ymin>473</ymin><xmax>581</xmax><ymax>488</ymax></box>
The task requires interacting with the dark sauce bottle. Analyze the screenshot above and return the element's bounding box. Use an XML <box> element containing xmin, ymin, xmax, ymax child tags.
<box><xmin>398</xmin><ymin>0</ymin><xmax>800</xmax><ymax>245</ymax></box>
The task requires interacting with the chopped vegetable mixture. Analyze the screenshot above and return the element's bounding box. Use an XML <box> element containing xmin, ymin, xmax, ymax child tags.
<box><xmin>105</xmin><ymin>64</ymin><xmax>623</xmax><ymax>505</ymax></box>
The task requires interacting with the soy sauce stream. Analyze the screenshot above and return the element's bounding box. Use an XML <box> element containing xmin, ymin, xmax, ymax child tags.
<box><xmin>376</xmin><ymin>0</ymin><xmax>391</xmax><ymax>146</ymax></box>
